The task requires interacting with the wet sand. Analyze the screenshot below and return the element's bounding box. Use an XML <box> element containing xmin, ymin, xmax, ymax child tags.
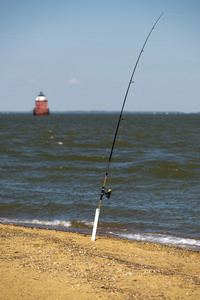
<box><xmin>0</xmin><ymin>223</ymin><xmax>200</xmax><ymax>299</ymax></box>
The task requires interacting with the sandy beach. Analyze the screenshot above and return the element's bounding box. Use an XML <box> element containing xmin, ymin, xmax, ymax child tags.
<box><xmin>0</xmin><ymin>224</ymin><xmax>199</xmax><ymax>299</ymax></box>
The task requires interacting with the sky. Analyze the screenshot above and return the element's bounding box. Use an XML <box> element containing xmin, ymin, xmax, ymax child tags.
<box><xmin>0</xmin><ymin>0</ymin><xmax>200</xmax><ymax>113</ymax></box>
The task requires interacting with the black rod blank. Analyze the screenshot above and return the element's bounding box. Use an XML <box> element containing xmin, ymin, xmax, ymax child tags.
<box><xmin>98</xmin><ymin>13</ymin><xmax>164</xmax><ymax>210</ymax></box>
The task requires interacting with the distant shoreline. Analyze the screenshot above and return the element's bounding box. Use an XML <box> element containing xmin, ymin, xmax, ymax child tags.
<box><xmin>1</xmin><ymin>111</ymin><xmax>200</xmax><ymax>115</ymax></box>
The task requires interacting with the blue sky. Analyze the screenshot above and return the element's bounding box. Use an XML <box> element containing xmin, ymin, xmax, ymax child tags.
<box><xmin>0</xmin><ymin>0</ymin><xmax>199</xmax><ymax>112</ymax></box>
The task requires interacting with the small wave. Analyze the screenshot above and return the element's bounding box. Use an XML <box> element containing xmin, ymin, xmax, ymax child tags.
<box><xmin>0</xmin><ymin>218</ymin><xmax>71</xmax><ymax>228</ymax></box>
<box><xmin>70</xmin><ymin>220</ymin><xmax>94</xmax><ymax>229</ymax></box>
<box><xmin>0</xmin><ymin>218</ymin><xmax>95</xmax><ymax>232</ymax></box>
<box><xmin>110</xmin><ymin>232</ymin><xmax>200</xmax><ymax>250</ymax></box>
<box><xmin>28</xmin><ymin>219</ymin><xmax>71</xmax><ymax>227</ymax></box>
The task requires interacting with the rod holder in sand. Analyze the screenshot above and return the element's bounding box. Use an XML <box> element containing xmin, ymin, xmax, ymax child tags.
<box><xmin>91</xmin><ymin>208</ymin><xmax>100</xmax><ymax>241</ymax></box>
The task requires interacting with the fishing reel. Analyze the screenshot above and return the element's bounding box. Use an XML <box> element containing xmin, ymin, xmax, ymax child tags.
<box><xmin>105</xmin><ymin>188</ymin><xmax>112</xmax><ymax>199</ymax></box>
<box><xmin>101</xmin><ymin>187</ymin><xmax>112</xmax><ymax>199</ymax></box>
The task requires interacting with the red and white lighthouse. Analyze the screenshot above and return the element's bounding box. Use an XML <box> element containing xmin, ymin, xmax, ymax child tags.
<box><xmin>33</xmin><ymin>92</ymin><xmax>50</xmax><ymax>115</ymax></box>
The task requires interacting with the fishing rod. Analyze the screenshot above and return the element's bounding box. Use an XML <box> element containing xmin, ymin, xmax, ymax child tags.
<box><xmin>91</xmin><ymin>13</ymin><xmax>164</xmax><ymax>241</ymax></box>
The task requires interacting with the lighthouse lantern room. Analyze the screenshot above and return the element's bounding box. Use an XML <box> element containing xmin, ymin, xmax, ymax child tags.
<box><xmin>33</xmin><ymin>91</ymin><xmax>50</xmax><ymax>115</ymax></box>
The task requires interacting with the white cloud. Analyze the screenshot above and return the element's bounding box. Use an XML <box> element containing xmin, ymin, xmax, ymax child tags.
<box><xmin>68</xmin><ymin>78</ymin><xmax>80</xmax><ymax>85</ymax></box>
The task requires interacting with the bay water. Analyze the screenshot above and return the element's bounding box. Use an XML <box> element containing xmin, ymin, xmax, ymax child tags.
<box><xmin>0</xmin><ymin>113</ymin><xmax>200</xmax><ymax>250</ymax></box>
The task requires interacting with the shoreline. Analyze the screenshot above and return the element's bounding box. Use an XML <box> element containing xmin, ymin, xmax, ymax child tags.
<box><xmin>1</xmin><ymin>220</ymin><xmax>200</xmax><ymax>252</ymax></box>
<box><xmin>0</xmin><ymin>223</ymin><xmax>200</xmax><ymax>299</ymax></box>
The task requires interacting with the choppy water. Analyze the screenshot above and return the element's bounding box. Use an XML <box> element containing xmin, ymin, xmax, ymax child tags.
<box><xmin>0</xmin><ymin>113</ymin><xmax>200</xmax><ymax>250</ymax></box>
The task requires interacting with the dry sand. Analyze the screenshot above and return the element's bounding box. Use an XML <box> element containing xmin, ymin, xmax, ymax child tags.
<box><xmin>0</xmin><ymin>223</ymin><xmax>200</xmax><ymax>299</ymax></box>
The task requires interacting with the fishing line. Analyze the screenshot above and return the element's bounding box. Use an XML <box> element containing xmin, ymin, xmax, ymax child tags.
<box><xmin>92</xmin><ymin>13</ymin><xmax>164</xmax><ymax>241</ymax></box>
<box><xmin>107</xmin><ymin>114</ymin><xmax>125</xmax><ymax>192</ymax></box>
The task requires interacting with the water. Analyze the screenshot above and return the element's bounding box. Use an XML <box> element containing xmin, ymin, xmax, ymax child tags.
<box><xmin>0</xmin><ymin>113</ymin><xmax>200</xmax><ymax>250</ymax></box>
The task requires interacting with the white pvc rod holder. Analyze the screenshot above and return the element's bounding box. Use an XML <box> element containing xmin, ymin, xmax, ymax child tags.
<box><xmin>91</xmin><ymin>208</ymin><xmax>100</xmax><ymax>241</ymax></box>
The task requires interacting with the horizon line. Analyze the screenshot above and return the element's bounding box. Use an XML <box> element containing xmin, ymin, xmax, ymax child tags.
<box><xmin>0</xmin><ymin>110</ymin><xmax>200</xmax><ymax>115</ymax></box>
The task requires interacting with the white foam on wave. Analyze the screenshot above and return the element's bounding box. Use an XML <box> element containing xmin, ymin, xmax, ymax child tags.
<box><xmin>76</xmin><ymin>220</ymin><xmax>94</xmax><ymax>227</ymax></box>
<box><xmin>29</xmin><ymin>219</ymin><xmax>71</xmax><ymax>227</ymax></box>
<box><xmin>110</xmin><ymin>232</ymin><xmax>200</xmax><ymax>250</ymax></box>
<box><xmin>0</xmin><ymin>218</ymin><xmax>71</xmax><ymax>228</ymax></box>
